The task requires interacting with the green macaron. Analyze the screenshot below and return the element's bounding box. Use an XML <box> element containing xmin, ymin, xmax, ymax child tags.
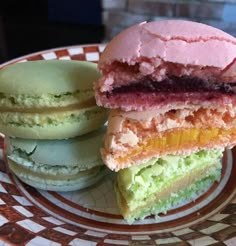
<box><xmin>6</xmin><ymin>126</ymin><xmax>109</xmax><ymax>191</ymax></box>
<box><xmin>0</xmin><ymin>60</ymin><xmax>108</xmax><ymax>139</ymax></box>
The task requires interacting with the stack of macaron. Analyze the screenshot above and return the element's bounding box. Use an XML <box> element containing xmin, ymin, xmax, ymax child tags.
<box><xmin>94</xmin><ymin>20</ymin><xmax>236</xmax><ymax>223</ymax></box>
<box><xmin>1</xmin><ymin>60</ymin><xmax>108</xmax><ymax>191</ymax></box>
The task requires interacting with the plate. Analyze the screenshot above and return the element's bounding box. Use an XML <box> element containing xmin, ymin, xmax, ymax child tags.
<box><xmin>0</xmin><ymin>44</ymin><xmax>235</xmax><ymax>246</ymax></box>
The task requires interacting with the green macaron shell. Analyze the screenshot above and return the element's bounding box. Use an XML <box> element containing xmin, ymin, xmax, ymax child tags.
<box><xmin>0</xmin><ymin>60</ymin><xmax>100</xmax><ymax>94</ymax></box>
<box><xmin>7</xmin><ymin>126</ymin><xmax>106</xmax><ymax>168</ymax></box>
<box><xmin>0</xmin><ymin>60</ymin><xmax>100</xmax><ymax>108</ymax></box>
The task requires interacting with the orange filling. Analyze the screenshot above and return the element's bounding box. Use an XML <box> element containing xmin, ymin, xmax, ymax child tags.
<box><xmin>117</xmin><ymin>127</ymin><xmax>236</xmax><ymax>163</ymax></box>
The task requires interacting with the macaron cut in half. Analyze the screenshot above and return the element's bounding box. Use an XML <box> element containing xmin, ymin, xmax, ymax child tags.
<box><xmin>5</xmin><ymin>126</ymin><xmax>108</xmax><ymax>192</ymax></box>
<box><xmin>0</xmin><ymin>60</ymin><xmax>108</xmax><ymax>139</ymax></box>
<box><xmin>95</xmin><ymin>20</ymin><xmax>236</xmax><ymax>112</ymax></box>
<box><xmin>94</xmin><ymin>20</ymin><xmax>236</xmax><ymax>223</ymax></box>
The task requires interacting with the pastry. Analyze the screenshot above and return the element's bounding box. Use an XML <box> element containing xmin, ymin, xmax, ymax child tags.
<box><xmin>94</xmin><ymin>20</ymin><xmax>236</xmax><ymax>223</ymax></box>
<box><xmin>6</xmin><ymin>127</ymin><xmax>108</xmax><ymax>191</ymax></box>
<box><xmin>0</xmin><ymin>60</ymin><xmax>107</xmax><ymax>139</ymax></box>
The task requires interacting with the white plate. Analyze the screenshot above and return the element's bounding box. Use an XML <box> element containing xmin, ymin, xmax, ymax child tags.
<box><xmin>0</xmin><ymin>44</ymin><xmax>235</xmax><ymax>245</ymax></box>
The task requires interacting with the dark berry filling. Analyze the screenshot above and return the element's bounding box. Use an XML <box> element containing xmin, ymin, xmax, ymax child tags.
<box><xmin>106</xmin><ymin>76</ymin><xmax>236</xmax><ymax>97</ymax></box>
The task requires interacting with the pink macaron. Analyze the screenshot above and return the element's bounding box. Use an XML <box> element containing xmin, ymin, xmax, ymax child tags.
<box><xmin>95</xmin><ymin>20</ymin><xmax>236</xmax><ymax>112</ymax></box>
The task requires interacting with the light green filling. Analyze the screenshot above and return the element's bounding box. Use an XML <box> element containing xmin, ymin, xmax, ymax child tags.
<box><xmin>117</xmin><ymin>149</ymin><xmax>223</xmax><ymax>211</ymax></box>
<box><xmin>0</xmin><ymin>107</ymin><xmax>107</xmax><ymax>127</ymax></box>
<box><xmin>124</xmin><ymin>169</ymin><xmax>221</xmax><ymax>223</ymax></box>
<box><xmin>0</xmin><ymin>90</ymin><xmax>94</xmax><ymax>108</ymax></box>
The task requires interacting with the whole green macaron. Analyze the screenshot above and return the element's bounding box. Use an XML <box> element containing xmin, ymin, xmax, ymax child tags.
<box><xmin>0</xmin><ymin>60</ymin><xmax>108</xmax><ymax>139</ymax></box>
<box><xmin>6</xmin><ymin>126</ymin><xmax>109</xmax><ymax>191</ymax></box>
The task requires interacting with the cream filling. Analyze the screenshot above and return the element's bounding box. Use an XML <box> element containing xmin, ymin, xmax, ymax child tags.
<box><xmin>0</xmin><ymin>106</ymin><xmax>106</xmax><ymax>127</ymax></box>
<box><xmin>0</xmin><ymin>90</ymin><xmax>94</xmax><ymax>108</ymax></box>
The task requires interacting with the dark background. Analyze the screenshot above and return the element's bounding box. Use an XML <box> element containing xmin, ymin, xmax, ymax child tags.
<box><xmin>0</xmin><ymin>0</ymin><xmax>104</xmax><ymax>63</ymax></box>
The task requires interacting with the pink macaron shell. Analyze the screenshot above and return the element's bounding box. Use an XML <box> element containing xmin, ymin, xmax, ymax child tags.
<box><xmin>99</xmin><ymin>20</ymin><xmax>236</xmax><ymax>70</ymax></box>
<box><xmin>99</xmin><ymin>23</ymin><xmax>143</xmax><ymax>68</ymax></box>
<box><xmin>143</xmin><ymin>20</ymin><xmax>236</xmax><ymax>42</ymax></box>
<box><xmin>140</xmin><ymin>38</ymin><xmax>236</xmax><ymax>68</ymax></box>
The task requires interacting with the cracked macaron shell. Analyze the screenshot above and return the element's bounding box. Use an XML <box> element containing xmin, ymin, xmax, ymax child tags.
<box><xmin>6</xmin><ymin>126</ymin><xmax>106</xmax><ymax>169</ymax></box>
<box><xmin>99</xmin><ymin>20</ymin><xmax>236</xmax><ymax>69</ymax></box>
